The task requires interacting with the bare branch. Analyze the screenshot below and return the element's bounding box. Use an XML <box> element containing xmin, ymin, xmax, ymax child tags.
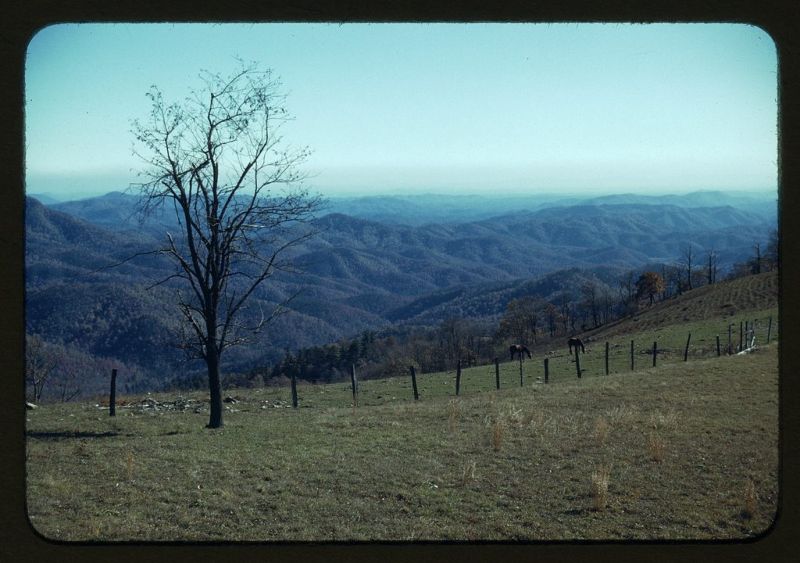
<box><xmin>73</xmin><ymin>248</ymin><xmax>163</xmax><ymax>282</ymax></box>
<box><xmin>130</xmin><ymin>61</ymin><xmax>322</xmax><ymax>418</ymax></box>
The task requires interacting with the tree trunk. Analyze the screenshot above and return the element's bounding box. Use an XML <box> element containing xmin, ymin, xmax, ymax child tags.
<box><xmin>206</xmin><ymin>343</ymin><xmax>224</xmax><ymax>428</ymax></box>
<box><xmin>109</xmin><ymin>368</ymin><xmax>117</xmax><ymax>417</ymax></box>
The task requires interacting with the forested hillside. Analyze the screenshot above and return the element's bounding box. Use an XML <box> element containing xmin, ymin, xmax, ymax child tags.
<box><xmin>26</xmin><ymin>192</ymin><xmax>777</xmax><ymax>399</ymax></box>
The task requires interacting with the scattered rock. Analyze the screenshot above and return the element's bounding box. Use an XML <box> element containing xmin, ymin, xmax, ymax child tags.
<box><xmin>25</xmin><ymin>402</ymin><xmax>37</xmax><ymax>410</ymax></box>
<box><xmin>128</xmin><ymin>396</ymin><xmax>208</xmax><ymax>414</ymax></box>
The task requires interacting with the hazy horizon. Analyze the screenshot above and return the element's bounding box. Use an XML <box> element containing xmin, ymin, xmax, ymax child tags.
<box><xmin>28</xmin><ymin>186</ymin><xmax>778</xmax><ymax>205</ymax></box>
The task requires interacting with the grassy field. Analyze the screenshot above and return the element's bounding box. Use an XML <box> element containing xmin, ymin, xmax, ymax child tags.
<box><xmin>25</xmin><ymin>272</ymin><xmax>780</xmax><ymax>542</ymax></box>
<box><xmin>26</xmin><ymin>338</ymin><xmax>779</xmax><ymax>541</ymax></box>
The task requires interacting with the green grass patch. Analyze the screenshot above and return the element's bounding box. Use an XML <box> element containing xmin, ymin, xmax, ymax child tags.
<box><xmin>26</xmin><ymin>342</ymin><xmax>779</xmax><ymax>541</ymax></box>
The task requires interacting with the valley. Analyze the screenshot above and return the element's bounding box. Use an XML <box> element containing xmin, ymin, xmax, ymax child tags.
<box><xmin>24</xmin><ymin>190</ymin><xmax>777</xmax><ymax>398</ymax></box>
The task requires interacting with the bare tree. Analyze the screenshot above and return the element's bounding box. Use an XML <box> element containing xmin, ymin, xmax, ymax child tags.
<box><xmin>544</xmin><ymin>303</ymin><xmax>559</xmax><ymax>337</ymax></box>
<box><xmin>706</xmin><ymin>248</ymin><xmax>718</xmax><ymax>285</ymax></box>
<box><xmin>661</xmin><ymin>263</ymin><xmax>684</xmax><ymax>297</ymax></box>
<box><xmin>679</xmin><ymin>244</ymin><xmax>696</xmax><ymax>290</ymax></box>
<box><xmin>752</xmin><ymin>242</ymin><xmax>762</xmax><ymax>275</ymax></box>
<box><xmin>617</xmin><ymin>270</ymin><xmax>638</xmax><ymax>316</ymax></box>
<box><xmin>557</xmin><ymin>292</ymin><xmax>574</xmax><ymax>335</ymax></box>
<box><xmin>498</xmin><ymin>296</ymin><xmax>544</xmax><ymax>346</ymax></box>
<box><xmin>131</xmin><ymin>63</ymin><xmax>321</xmax><ymax>428</ymax></box>
<box><xmin>619</xmin><ymin>270</ymin><xmax>636</xmax><ymax>302</ymax></box>
<box><xmin>439</xmin><ymin>318</ymin><xmax>473</xmax><ymax>367</ymax></box>
<box><xmin>580</xmin><ymin>280</ymin><xmax>600</xmax><ymax>328</ymax></box>
<box><xmin>26</xmin><ymin>334</ymin><xmax>54</xmax><ymax>403</ymax></box>
<box><xmin>601</xmin><ymin>288</ymin><xmax>613</xmax><ymax>325</ymax></box>
<box><xmin>765</xmin><ymin>229</ymin><xmax>779</xmax><ymax>271</ymax></box>
<box><xmin>58</xmin><ymin>368</ymin><xmax>81</xmax><ymax>403</ymax></box>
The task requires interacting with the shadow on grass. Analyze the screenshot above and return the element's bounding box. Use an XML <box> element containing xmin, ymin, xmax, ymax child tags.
<box><xmin>26</xmin><ymin>431</ymin><xmax>126</xmax><ymax>440</ymax></box>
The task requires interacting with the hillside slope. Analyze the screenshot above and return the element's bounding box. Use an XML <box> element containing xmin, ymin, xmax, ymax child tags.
<box><xmin>583</xmin><ymin>271</ymin><xmax>778</xmax><ymax>341</ymax></box>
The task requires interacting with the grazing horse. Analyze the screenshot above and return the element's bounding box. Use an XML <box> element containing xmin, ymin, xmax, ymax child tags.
<box><xmin>509</xmin><ymin>344</ymin><xmax>532</xmax><ymax>361</ymax></box>
<box><xmin>568</xmin><ymin>337</ymin><xmax>586</xmax><ymax>354</ymax></box>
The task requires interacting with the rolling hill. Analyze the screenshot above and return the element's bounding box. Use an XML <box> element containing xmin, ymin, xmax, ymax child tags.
<box><xmin>582</xmin><ymin>270</ymin><xmax>779</xmax><ymax>342</ymax></box>
<box><xmin>26</xmin><ymin>191</ymin><xmax>777</xmax><ymax>395</ymax></box>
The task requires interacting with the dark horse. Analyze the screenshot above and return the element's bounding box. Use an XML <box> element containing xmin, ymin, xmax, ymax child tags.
<box><xmin>509</xmin><ymin>344</ymin><xmax>532</xmax><ymax>361</ymax></box>
<box><xmin>568</xmin><ymin>337</ymin><xmax>586</xmax><ymax>354</ymax></box>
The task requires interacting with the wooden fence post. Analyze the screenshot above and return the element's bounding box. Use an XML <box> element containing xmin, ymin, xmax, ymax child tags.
<box><xmin>728</xmin><ymin>324</ymin><xmax>734</xmax><ymax>355</ymax></box>
<box><xmin>544</xmin><ymin>357</ymin><xmax>549</xmax><ymax>384</ymax></box>
<box><xmin>684</xmin><ymin>332</ymin><xmax>691</xmax><ymax>362</ymax></box>
<box><xmin>350</xmin><ymin>364</ymin><xmax>358</xmax><ymax>407</ymax></box>
<box><xmin>291</xmin><ymin>372</ymin><xmax>298</xmax><ymax>408</ymax></box>
<box><xmin>109</xmin><ymin>368</ymin><xmax>117</xmax><ymax>417</ymax></box>
<box><xmin>410</xmin><ymin>366</ymin><xmax>419</xmax><ymax>401</ymax></box>
<box><xmin>652</xmin><ymin>341</ymin><xmax>657</xmax><ymax>368</ymax></box>
<box><xmin>605</xmin><ymin>342</ymin><xmax>609</xmax><ymax>375</ymax></box>
<box><xmin>494</xmin><ymin>358</ymin><xmax>500</xmax><ymax>390</ymax></box>
<box><xmin>716</xmin><ymin>335</ymin><xmax>721</xmax><ymax>357</ymax></box>
<box><xmin>456</xmin><ymin>360</ymin><xmax>462</xmax><ymax>396</ymax></box>
<box><xmin>739</xmin><ymin>321</ymin><xmax>744</xmax><ymax>352</ymax></box>
<box><xmin>767</xmin><ymin>316</ymin><xmax>772</xmax><ymax>344</ymax></box>
<box><xmin>630</xmin><ymin>340</ymin><xmax>634</xmax><ymax>371</ymax></box>
<box><xmin>575</xmin><ymin>348</ymin><xmax>582</xmax><ymax>379</ymax></box>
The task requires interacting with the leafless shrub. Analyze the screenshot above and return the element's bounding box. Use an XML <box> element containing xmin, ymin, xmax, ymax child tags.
<box><xmin>648</xmin><ymin>433</ymin><xmax>666</xmax><ymax>462</ymax></box>
<box><xmin>591</xmin><ymin>465</ymin><xmax>611</xmax><ymax>512</ymax></box>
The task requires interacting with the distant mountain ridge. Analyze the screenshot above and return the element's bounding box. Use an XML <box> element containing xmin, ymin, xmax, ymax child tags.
<box><xmin>301</xmin><ymin>202</ymin><xmax>771</xmax><ymax>286</ymax></box>
<box><xmin>321</xmin><ymin>190</ymin><xmax>777</xmax><ymax>225</ymax></box>
<box><xmin>26</xmin><ymin>190</ymin><xmax>777</xmax><ymax>394</ymax></box>
<box><xmin>51</xmin><ymin>189</ymin><xmax>777</xmax><ymax>227</ymax></box>
<box><xmin>32</xmin><ymin>191</ymin><xmax>776</xmax><ymax>317</ymax></box>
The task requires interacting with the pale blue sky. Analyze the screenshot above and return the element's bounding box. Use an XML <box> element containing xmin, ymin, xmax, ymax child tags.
<box><xmin>25</xmin><ymin>23</ymin><xmax>778</xmax><ymax>198</ymax></box>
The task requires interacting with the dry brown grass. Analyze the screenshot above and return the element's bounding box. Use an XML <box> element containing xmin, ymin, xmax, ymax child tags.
<box><xmin>447</xmin><ymin>398</ymin><xmax>461</xmax><ymax>432</ymax></box>
<box><xmin>593</xmin><ymin>416</ymin><xmax>610</xmax><ymax>446</ymax></box>
<box><xmin>491</xmin><ymin>418</ymin><xmax>506</xmax><ymax>452</ymax></box>
<box><xmin>649</xmin><ymin>409</ymin><xmax>678</xmax><ymax>430</ymax></box>
<box><xmin>743</xmin><ymin>479</ymin><xmax>758</xmax><ymax>519</ymax></box>
<box><xmin>591</xmin><ymin>465</ymin><xmax>611</xmax><ymax>512</ymax></box>
<box><xmin>648</xmin><ymin>433</ymin><xmax>666</xmax><ymax>463</ymax></box>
